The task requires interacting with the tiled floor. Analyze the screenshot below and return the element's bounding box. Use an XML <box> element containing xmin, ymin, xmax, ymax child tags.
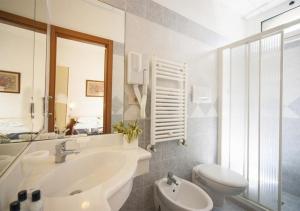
<box><xmin>282</xmin><ymin>191</ymin><xmax>300</xmax><ymax>211</ymax></box>
<box><xmin>213</xmin><ymin>199</ymin><xmax>247</xmax><ymax>211</ymax></box>
<box><xmin>145</xmin><ymin>198</ymin><xmax>247</xmax><ymax>211</ymax></box>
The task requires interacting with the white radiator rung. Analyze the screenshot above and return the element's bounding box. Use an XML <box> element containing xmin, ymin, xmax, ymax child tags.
<box><xmin>157</xmin><ymin>73</ymin><xmax>185</xmax><ymax>81</ymax></box>
<box><xmin>157</xmin><ymin>66</ymin><xmax>185</xmax><ymax>75</ymax></box>
<box><xmin>151</xmin><ymin>57</ymin><xmax>187</xmax><ymax>145</ymax></box>
<box><xmin>156</xmin><ymin>95</ymin><xmax>185</xmax><ymax>100</ymax></box>
<box><xmin>156</xmin><ymin>99</ymin><xmax>185</xmax><ymax>103</ymax></box>
<box><xmin>156</xmin><ymin>86</ymin><xmax>181</xmax><ymax>92</ymax></box>
<box><xmin>155</xmin><ymin>125</ymin><xmax>185</xmax><ymax>131</ymax></box>
<box><xmin>156</xmin><ymin>75</ymin><xmax>184</xmax><ymax>82</ymax></box>
<box><xmin>156</xmin><ymin>110</ymin><xmax>185</xmax><ymax>115</ymax></box>
<box><xmin>156</xmin><ymin>58</ymin><xmax>185</xmax><ymax>68</ymax></box>
<box><xmin>156</xmin><ymin>122</ymin><xmax>184</xmax><ymax>126</ymax></box>
<box><xmin>156</xmin><ymin>107</ymin><xmax>184</xmax><ymax>111</ymax></box>
<box><xmin>157</xmin><ymin>61</ymin><xmax>183</xmax><ymax>69</ymax></box>
<box><xmin>156</xmin><ymin>113</ymin><xmax>184</xmax><ymax>117</ymax></box>
<box><xmin>156</xmin><ymin>90</ymin><xmax>184</xmax><ymax>96</ymax></box>
<box><xmin>154</xmin><ymin>136</ymin><xmax>184</xmax><ymax>143</ymax></box>
<box><xmin>156</xmin><ymin>103</ymin><xmax>185</xmax><ymax>107</ymax></box>
<box><xmin>155</xmin><ymin>118</ymin><xmax>185</xmax><ymax>123</ymax></box>
<box><xmin>155</xmin><ymin>129</ymin><xmax>185</xmax><ymax>135</ymax></box>
<box><xmin>155</xmin><ymin>133</ymin><xmax>185</xmax><ymax>139</ymax></box>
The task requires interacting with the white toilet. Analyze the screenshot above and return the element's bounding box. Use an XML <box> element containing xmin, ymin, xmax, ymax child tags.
<box><xmin>192</xmin><ymin>164</ymin><xmax>248</xmax><ymax>207</ymax></box>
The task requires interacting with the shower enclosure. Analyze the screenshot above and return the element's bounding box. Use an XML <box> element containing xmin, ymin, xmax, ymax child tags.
<box><xmin>219</xmin><ymin>20</ymin><xmax>300</xmax><ymax>211</ymax></box>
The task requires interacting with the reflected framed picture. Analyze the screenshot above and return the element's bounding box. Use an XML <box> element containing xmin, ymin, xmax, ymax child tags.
<box><xmin>0</xmin><ymin>70</ymin><xmax>21</xmax><ymax>94</ymax></box>
<box><xmin>86</xmin><ymin>80</ymin><xmax>104</xmax><ymax>97</ymax></box>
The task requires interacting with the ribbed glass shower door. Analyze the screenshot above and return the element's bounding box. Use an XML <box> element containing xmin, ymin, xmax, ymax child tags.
<box><xmin>220</xmin><ymin>33</ymin><xmax>283</xmax><ymax>210</ymax></box>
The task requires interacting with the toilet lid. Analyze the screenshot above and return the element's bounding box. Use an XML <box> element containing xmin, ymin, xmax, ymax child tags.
<box><xmin>195</xmin><ymin>164</ymin><xmax>248</xmax><ymax>188</ymax></box>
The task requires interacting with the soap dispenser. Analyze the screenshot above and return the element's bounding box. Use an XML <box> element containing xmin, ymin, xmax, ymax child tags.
<box><xmin>18</xmin><ymin>190</ymin><xmax>29</xmax><ymax>211</ymax></box>
<box><xmin>29</xmin><ymin>190</ymin><xmax>43</xmax><ymax>211</ymax></box>
<box><xmin>10</xmin><ymin>201</ymin><xmax>20</xmax><ymax>211</ymax></box>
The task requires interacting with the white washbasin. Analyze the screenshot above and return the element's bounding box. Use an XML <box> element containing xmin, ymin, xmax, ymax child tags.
<box><xmin>32</xmin><ymin>149</ymin><xmax>140</xmax><ymax>211</ymax></box>
<box><xmin>40</xmin><ymin>151</ymin><xmax>126</xmax><ymax>197</ymax></box>
<box><xmin>0</xmin><ymin>155</ymin><xmax>13</xmax><ymax>174</ymax></box>
<box><xmin>0</xmin><ymin>135</ymin><xmax>152</xmax><ymax>211</ymax></box>
<box><xmin>154</xmin><ymin>176</ymin><xmax>213</xmax><ymax>211</ymax></box>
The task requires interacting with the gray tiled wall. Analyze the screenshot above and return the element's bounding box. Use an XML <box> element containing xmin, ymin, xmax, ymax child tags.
<box><xmin>101</xmin><ymin>0</ymin><xmax>226</xmax><ymax>47</ymax></box>
<box><xmin>99</xmin><ymin>1</ymin><xmax>222</xmax><ymax>211</ymax></box>
<box><xmin>104</xmin><ymin>1</ymin><xmax>300</xmax><ymax>210</ymax></box>
<box><xmin>121</xmin><ymin>118</ymin><xmax>217</xmax><ymax>211</ymax></box>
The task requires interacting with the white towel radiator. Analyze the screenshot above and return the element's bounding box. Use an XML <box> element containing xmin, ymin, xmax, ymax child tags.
<box><xmin>150</xmin><ymin>57</ymin><xmax>187</xmax><ymax>147</ymax></box>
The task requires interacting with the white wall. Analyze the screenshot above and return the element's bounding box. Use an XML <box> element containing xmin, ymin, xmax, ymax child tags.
<box><xmin>0</xmin><ymin>0</ymin><xmax>36</xmax><ymax>19</ymax></box>
<box><xmin>56</xmin><ymin>37</ymin><xmax>105</xmax><ymax>127</ymax></box>
<box><xmin>152</xmin><ymin>0</ymin><xmax>247</xmax><ymax>42</ymax></box>
<box><xmin>0</xmin><ymin>23</ymin><xmax>46</xmax><ymax>134</ymax></box>
<box><xmin>0</xmin><ymin>0</ymin><xmax>124</xmax><ymax>42</ymax></box>
<box><xmin>46</xmin><ymin>0</ymin><xmax>125</xmax><ymax>43</ymax></box>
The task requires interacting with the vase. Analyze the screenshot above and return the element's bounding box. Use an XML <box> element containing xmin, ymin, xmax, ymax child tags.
<box><xmin>123</xmin><ymin>136</ymin><xmax>138</xmax><ymax>149</ymax></box>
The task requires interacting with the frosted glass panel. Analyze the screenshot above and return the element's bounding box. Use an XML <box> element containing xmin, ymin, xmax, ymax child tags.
<box><xmin>229</xmin><ymin>45</ymin><xmax>247</xmax><ymax>175</ymax></box>
<box><xmin>221</xmin><ymin>33</ymin><xmax>282</xmax><ymax>210</ymax></box>
<box><xmin>248</xmin><ymin>41</ymin><xmax>260</xmax><ymax>202</ymax></box>
<box><xmin>259</xmin><ymin>34</ymin><xmax>281</xmax><ymax>210</ymax></box>
<box><xmin>221</xmin><ymin>49</ymin><xmax>230</xmax><ymax>168</ymax></box>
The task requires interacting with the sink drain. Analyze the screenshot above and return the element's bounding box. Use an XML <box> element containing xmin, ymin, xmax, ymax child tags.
<box><xmin>69</xmin><ymin>190</ymin><xmax>82</xmax><ymax>195</ymax></box>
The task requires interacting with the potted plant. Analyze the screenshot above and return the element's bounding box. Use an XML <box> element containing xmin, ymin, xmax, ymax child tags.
<box><xmin>113</xmin><ymin>121</ymin><xmax>142</xmax><ymax>149</ymax></box>
<box><xmin>0</xmin><ymin>133</ymin><xmax>10</xmax><ymax>144</ymax></box>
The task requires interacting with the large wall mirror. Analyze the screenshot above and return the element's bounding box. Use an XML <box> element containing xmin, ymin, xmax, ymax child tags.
<box><xmin>49</xmin><ymin>26</ymin><xmax>113</xmax><ymax>134</ymax></box>
<box><xmin>0</xmin><ymin>0</ymin><xmax>48</xmax><ymax>176</ymax></box>
<box><xmin>0</xmin><ymin>0</ymin><xmax>125</xmax><ymax>176</ymax></box>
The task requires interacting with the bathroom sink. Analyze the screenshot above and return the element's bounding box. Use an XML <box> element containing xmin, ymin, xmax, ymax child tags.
<box><xmin>34</xmin><ymin>149</ymin><xmax>141</xmax><ymax>210</ymax></box>
<box><xmin>0</xmin><ymin>135</ymin><xmax>151</xmax><ymax>211</ymax></box>
<box><xmin>154</xmin><ymin>176</ymin><xmax>213</xmax><ymax>211</ymax></box>
<box><xmin>40</xmin><ymin>151</ymin><xmax>127</xmax><ymax>197</ymax></box>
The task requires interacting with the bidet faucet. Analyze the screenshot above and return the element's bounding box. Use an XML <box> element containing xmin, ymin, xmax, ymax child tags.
<box><xmin>55</xmin><ymin>140</ymin><xmax>79</xmax><ymax>163</ymax></box>
<box><xmin>167</xmin><ymin>172</ymin><xmax>178</xmax><ymax>186</ymax></box>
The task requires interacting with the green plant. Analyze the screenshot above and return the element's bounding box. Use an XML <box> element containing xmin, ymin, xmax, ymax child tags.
<box><xmin>113</xmin><ymin>121</ymin><xmax>142</xmax><ymax>143</ymax></box>
<box><xmin>0</xmin><ymin>133</ymin><xmax>10</xmax><ymax>143</ymax></box>
<box><xmin>113</xmin><ymin>121</ymin><xmax>126</xmax><ymax>133</ymax></box>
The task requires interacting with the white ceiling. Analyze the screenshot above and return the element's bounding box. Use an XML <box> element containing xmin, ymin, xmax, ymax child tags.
<box><xmin>152</xmin><ymin>0</ymin><xmax>296</xmax><ymax>40</ymax></box>
<box><xmin>220</xmin><ymin>0</ymin><xmax>288</xmax><ymax>19</ymax></box>
<box><xmin>154</xmin><ymin>0</ymin><xmax>290</xmax><ymax>20</ymax></box>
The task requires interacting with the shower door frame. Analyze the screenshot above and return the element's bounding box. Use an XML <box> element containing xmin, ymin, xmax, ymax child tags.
<box><xmin>217</xmin><ymin>18</ymin><xmax>300</xmax><ymax>211</ymax></box>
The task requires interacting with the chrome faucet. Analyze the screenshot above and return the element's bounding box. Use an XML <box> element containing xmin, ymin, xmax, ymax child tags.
<box><xmin>55</xmin><ymin>140</ymin><xmax>79</xmax><ymax>163</ymax></box>
<box><xmin>167</xmin><ymin>172</ymin><xmax>178</xmax><ymax>186</ymax></box>
<box><xmin>56</xmin><ymin>128</ymin><xmax>70</xmax><ymax>139</ymax></box>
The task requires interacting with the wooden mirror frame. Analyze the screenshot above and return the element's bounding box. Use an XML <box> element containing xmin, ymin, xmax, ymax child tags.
<box><xmin>48</xmin><ymin>25</ymin><xmax>113</xmax><ymax>133</ymax></box>
<box><xmin>0</xmin><ymin>10</ymin><xmax>47</xmax><ymax>33</ymax></box>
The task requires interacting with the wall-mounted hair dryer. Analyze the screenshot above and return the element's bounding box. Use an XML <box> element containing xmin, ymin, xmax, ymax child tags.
<box><xmin>127</xmin><ymin>51</ymin><xmax>149</xmax><ymax>119</ymax></box>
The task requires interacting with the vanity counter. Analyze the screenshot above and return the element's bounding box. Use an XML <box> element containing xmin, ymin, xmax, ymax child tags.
<box><xmin>0</xmin><ymin>134</ymin><xmax>151</xmax><ymax>211</ymax></box>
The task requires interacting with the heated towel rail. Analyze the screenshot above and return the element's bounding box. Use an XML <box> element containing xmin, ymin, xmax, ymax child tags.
<box><xmin>150</xmin><ymin>57</ymin><xmax>187</xmax><ymax>146</ymax></box>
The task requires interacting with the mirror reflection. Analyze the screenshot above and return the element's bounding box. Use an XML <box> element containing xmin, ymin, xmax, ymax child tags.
<box><xmin>54</xmin><ymin>37</ymin><xmax>106</xmax><ymax>135</ymax></box>
<box><xmin>0</xmin><ymin>0</ymin><xmax>125</xmax><ymax>177</ymax></box>
<box><xmin>0</xmin><ymin>22</ymin><xmax>46</xmax><ymax>141</ymax></box>
<box><xmin>0</xmin><ymin>0</ymin><xmax>47</xmax><ymax>176</ymax></box>
<box><xmin>46</xmin><ymin>0</ymin><xmax>125</xmax><ymax>136</ymax></box>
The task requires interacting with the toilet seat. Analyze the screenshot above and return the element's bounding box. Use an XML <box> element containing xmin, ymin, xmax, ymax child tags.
<box><xmin>194</xmin><ymin>164</ymin><xmax>248</xmax><ymax>188</ymax></box>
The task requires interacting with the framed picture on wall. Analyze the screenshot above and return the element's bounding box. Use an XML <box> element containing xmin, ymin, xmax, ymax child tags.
<box><xmin>86</xmin><ymin>80</ymin><xmax>104</xmax><ymax>97</ymax></box>
<box><xmin>0</xmin><ymin>70</ymin><xmax>21</xmax><ymax>93</ymax></box>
